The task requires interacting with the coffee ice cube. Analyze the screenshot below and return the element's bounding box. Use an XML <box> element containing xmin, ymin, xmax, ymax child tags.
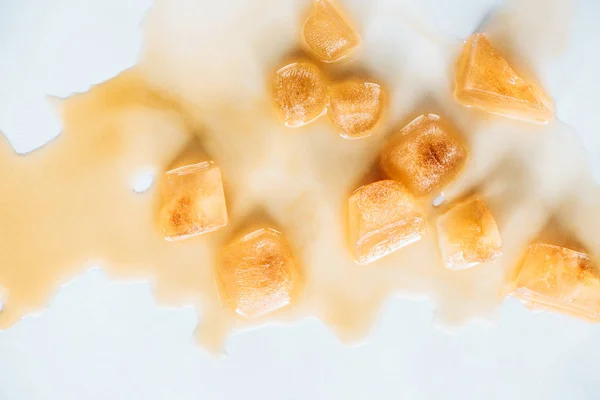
<box><xmin>302</xmin><ymin>0</ymin><xmax>360</xmax><ymax>63</ymax></box>
<box><xmin>455</xmin><ymin>33</ymin><xmax>553</xmax><ymax>123</ymax></box>
<box><xmin>348</xmin><ymin>180</ymin><xmax>427</xmax><ymax>264</ymax></box>
<box><xmin>217</xmin><ymin>228</ymin><xmax>301</xmax><ymax>318</ymax></box>
<box><xmin>158</xmin><ymin>161</ymin><xmax>228</xmax><ymax>241</ymax></box>
<box><xmin>273</xmin><ymin>61</ymin><xmax>328</xmax><ymax>127</ymax></box>
<box><xmin>329</xmin><ymin>80</ymin><xmax>384</xmax><ymax>139</ymax></box>
<box><xmin>513</xmin><ymin>243</ymin><xmax>600</xmax><ymax>321</ymax></box>
<box><xmin>437</xmin><ymin>198</ymin><xmax>502</xmax><ymax>270</ymax></box>
<box><xmin>380</xmin><ymin>114</ymin><xmax>467</xmax><ymax>196</ymax></box>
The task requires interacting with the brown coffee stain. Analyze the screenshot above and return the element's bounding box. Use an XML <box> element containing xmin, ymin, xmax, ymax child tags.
<box><xmin>0</xmin><ymin>0</ymin><xmax>597</xmax><ymax>352</ymax></box>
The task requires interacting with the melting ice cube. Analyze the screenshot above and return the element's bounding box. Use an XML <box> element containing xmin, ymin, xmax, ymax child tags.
<box><xmin>302</xmin><ymin>0</ymin><xmax>360</xmax><ymax>62</ymax></box>
<box><xmin>348</xmin><ymin>180</ymin><xmax>427</xmax><ymax>264</ymax></box>
<box><xmin>437</xmin><ymin>198</ymin><xmax>502</xmax><ymax>270</ymax></box>
<box><xmin>273</xmin><ymin>61</ymin><xmax>329</xmax><ymax>127</ymax></box>
<box><xmin>380</xmin><ymin>114</ymin><xmax>467</xmax><ymax>196</ymax></box>
<box><xmin>158</xmin><ymin>161</ymin><xmax>228</xmax><ymax>241</ymax></box>
<box><xmin>513</xmin><ymin>243</ymin><xmax>600</xmax><ymax>321</ymax></box>
<box><xmin>455</xmin><ymin>33</ymin><xmax>553</xmax><ymax>123</ymax></box>
<box><xmin>217</xmin><ymin>227</ymin><xmax>301</xmax><ymax>318</ymax></box>
<box><xmin>329</xmin><ymin>79</ymin><xmax>384</xmax><ymax>139</ymax></box>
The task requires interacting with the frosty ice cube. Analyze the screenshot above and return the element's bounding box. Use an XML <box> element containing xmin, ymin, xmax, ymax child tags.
<box><xmin>217</xmin><ymin>228</ymin><xmax>301</xmax><ymax>318</ymax></box>
<box><xmin>380</xmin><ymin>114</ymin><xmax>467</xmax><ymax>196</ymax></box>
<box><xmin>437</xmin><ymin>198</ymin><xmax>502</xmax><ymax>270</ymax></box>
<box><xmin>348</xmin><ymin>180</ymin><xmax>427</xmax><ymax>264</ymax></box>
<box><xmin>158</xmin><ymin>161</ymin><xmax>228</xmax><ymax>241</ymax></box>
<box><xmin>302</xmin><ymin>0</ymin><xmax>360</xmax><ymax>63</ymax></box>
<box><xmin>455</xmin><ymin>33</ymin><xmax>553</xmax><ymax>123</ymax></box>
<box><xmin>329</xmin><ymin>79</ymin><xmax>384</xmax><ymax>139</ymax></box>
<box><xmin>513</xmin><ymin>243</ymin><xmax>600</xmax><ymax>321</ymax></box>
<box><xmin>273</xmin><ymin>61</ymin><xmax>328</xmax><ymax>127</ymax></box>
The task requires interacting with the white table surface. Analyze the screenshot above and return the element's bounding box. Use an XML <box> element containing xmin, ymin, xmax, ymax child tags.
<box><xmin>0</xmin><ymin>0</ymin><xmax>599</xmax><ymax>399</ymax></box>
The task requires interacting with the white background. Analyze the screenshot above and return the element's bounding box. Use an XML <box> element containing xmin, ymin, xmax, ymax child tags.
<box><xmin>0</xmin><ymin>0</ymin><xmax>599</xmax><ymax>399</ymax></box>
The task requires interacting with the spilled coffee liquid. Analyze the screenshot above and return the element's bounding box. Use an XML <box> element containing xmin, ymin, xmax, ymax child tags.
<box><xmin>0</xmin><ymin>0</ymin><xmax>598</xmax><ymax>353</ymax></box>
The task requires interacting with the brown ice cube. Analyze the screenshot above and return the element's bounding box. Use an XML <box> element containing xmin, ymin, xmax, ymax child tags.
<box><xmin>455</xmin><ymin>33</ymin><xmax>553</xmax><ymax>123</ymax></box>
<box><xmin>380</xmin><ymin>114</ymin><xmax>467</xmax><ymax>196</ymax></box>
<box><xmin>329</xmin><ymin>79</ymin><xmax>384</xmax><ymax>139</ymax></box>
<box><xmin>348</xmin><ymin>180</ymin><xmax>427</xmax><ymax>264</ymax></box>
<box><xmin>158</xmin><ymin>161</ymin><xmax>228</xmax><ymax>241</ymax></box>
<box><xmin>302</xmin><ymin>0</ymin><xmax>360</xmax><ymax>63</ymax></box>
<box><xmin>513</xmin><ymin>243</ymin><xmax>600</xmax><ymax>321</ymax></box>
<box><xmin>217</xmin><ymin>228</ymin><xmax>301</xmax><ymax>318</ymax></box>
<box><xmin>273</xmin><ymin>61</ymin><xmax>328</xmax><ymax>127</ymax></box>
<box><xmin>437</xmin><ymin>198</ymin><xmax>502</xmax><ymax>270</ymax></box>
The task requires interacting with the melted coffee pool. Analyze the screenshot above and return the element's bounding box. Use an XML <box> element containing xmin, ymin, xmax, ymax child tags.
<box><xmin>0</xmin><ymin>0</ymin><xmax>598</xmax><ymax>353</ymax></box>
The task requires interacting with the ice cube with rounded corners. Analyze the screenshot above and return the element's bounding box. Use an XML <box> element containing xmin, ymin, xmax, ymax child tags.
<box><xmin>455</xmin><ymin>33</ymin><xmax>553</xmax><ymax>123</ymax></box>
<box><xmin>329</xmin><ymin>79</ymin><xmax>384</xmax><ymax>139</ymax></box>
<box><xmin>217</xmin><ymin>228</ymin><xmax>301</xmax><ymax>318</ymax></box>
<box><xmin>380</xmin><ymin>114</ymin><xmax>467</xmax><ymax>197</ymax></box>
<box><xmin>348</xmin><ymin>180</ymin><xmax>427</xmax><ymax>264</ymax></box>
<box><xmin>302</xmin><ymin>0</ymin><xmax>360</xmax><ymax>63</ymax></box>
<box><xmin>273</xmin><ymin>61</ymin><xmax>328</xmax><ymax>127</ymax></box>
<box><xmin>158</xmin><ymin>160</ymin><xmax>228</xmax><ymax>241</ymax></box>
<box><xmin>513</xmin><ymin>243</ymin><xmax>600</xmax><ymax>321</ymax></box>
<box><xmin>437</xmin><ymin>198</ymin><xmax>502</xmax><ymax>270</ymax></box>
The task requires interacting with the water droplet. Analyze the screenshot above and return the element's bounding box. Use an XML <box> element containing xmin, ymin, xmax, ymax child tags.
<box><xmin>433</xmin><ymin>193</ymin><xmax>445</xmax><ymax>207</ymax></box>
<box><xmin>131</xmin><ymin>169</ymin><xmax>155</xmax><ymax>193</ymax></box>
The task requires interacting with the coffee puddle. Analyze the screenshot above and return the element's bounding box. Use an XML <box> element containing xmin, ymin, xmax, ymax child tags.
<box><xmin>0</xmin><ymin>0</ymin><xmax>597</xmax><ymax>352</ymax></box>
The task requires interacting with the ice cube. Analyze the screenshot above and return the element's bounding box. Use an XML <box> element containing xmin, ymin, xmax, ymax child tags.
<box><xmin>513</xmin><ymin>243</ymin><xmax>600</xmax><ymax>321</ymax></box>
<box><xmin>455</xmin><ymin>33</ymin><xmax>553</xmax><ymax>123</ymax></box>
<box><xmin>437</xmin><ymin>198</ymin><xmax>502</xmax><ymax>270</ymax></box>
<box><xmin>348</xmin><ymin>180</ymin><xmax>427</xmax><ymax>264</ymax></box>
<box><xmin>273</xmin><ymin>61</ymin><xmax>328</xmax><ymax>127</ymax></box>
<box><xmin>158</xmin><ymin>161</ymin><xmax>228</xmax><ymax>241</ymax></box>
<box><xmin>329</xmin><ymin>80</ymin><xmax>384</xmax><ymax>139</ymax></box>
<box><xmin>217</xmin><ymin>227</ymin><xmax>301</xmax><ymax>318</ymax></box>
<box><xmin>380</xmin><ymin>114</ymin><xmax>467</xmax><ymax>196</ymax></box>
<box><xmin>302</xmin><ymin>0</ymin><xmax>360</xmax><ymax>63</ymax></box>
